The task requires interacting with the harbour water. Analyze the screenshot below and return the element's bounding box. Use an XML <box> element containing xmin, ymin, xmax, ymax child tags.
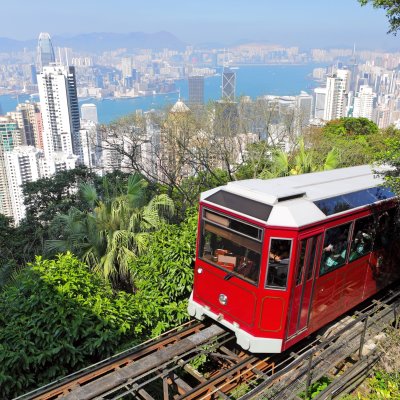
<box><xmin>0</xmin><ymin>64</ymin><xmax>321</xmax><ymax>124</ymax></box>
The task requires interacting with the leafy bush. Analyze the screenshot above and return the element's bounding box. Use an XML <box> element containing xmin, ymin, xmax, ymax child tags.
<box><xmin>131</xmin><ymin>208</ymin><xmax>197</xmax><ymax>335</ymax></box>
<box><xmin>299</xmin><ymin>376</ymin><xmax>331</xmax><ymax>399</ymax></box>
<box><xmin>0</xmin><ymin>253</ymin><xmax>146</xmax><ymax>398</ymax></box>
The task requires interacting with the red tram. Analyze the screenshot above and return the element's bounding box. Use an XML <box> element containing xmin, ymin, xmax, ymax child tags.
<box><xmin>188</xmin><ymin>165</ymin><xmax>399</xmax><ymax>353</ymax></box>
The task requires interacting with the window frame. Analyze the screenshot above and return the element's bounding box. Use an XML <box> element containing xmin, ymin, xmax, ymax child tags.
<box><xmin>199</xmin><ymin>208</ymin><xmax>264</xmax><ymax>286</ymax></box>
<box><xmin>348</xmin><ymin>215</ymin><xmax>375</xmax><ymax>262</ymax></box>
<box><xmin>319</xmin><ymin>221</ymin><xmax>353</xmax><ymax>277</ymax></box>
<box><xmin>265</xmin><ymin>237</ymin><xmax>293</xmax><ymax>291</ymax></box>
<box><xmin>202</xmin><ymin>208</ymin><xmax>263</xmax><ymax>242</ymax></box>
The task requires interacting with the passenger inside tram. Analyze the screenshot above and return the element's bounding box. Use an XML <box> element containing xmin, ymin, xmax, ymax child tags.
<box><xmin>320</xmin><ymin>223</ymin><xmax>351</xmax><ymax>275</ymax></box>
<box><xmin>266</xmin><ymin>239</ymin><xmax>292</xmax><ymax>288</ymax></box>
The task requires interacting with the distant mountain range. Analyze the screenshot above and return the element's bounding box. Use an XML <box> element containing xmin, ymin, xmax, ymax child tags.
<box><xmin>0</xmin><ymin>31</ymin><xmax>187</xmax><ymax>53</ymax></box>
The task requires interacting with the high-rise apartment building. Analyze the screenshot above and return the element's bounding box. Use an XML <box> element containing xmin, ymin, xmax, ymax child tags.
<box><xmin>0</xmin><ymin>117</ymin><xmax>20</xmax><ymax>219</ymax></box>
<box><xmin>314</xmin><ymin>87</ymin><xmax>327</xmax><ymax>119</ymax></box>
<box><xmin>188</xmin><ymin>76</ymin><xmax>204</xmax><ymax>105</ymax></box>
<box><xmin>37</xmin><ymin>32</ymin><xmax>56</xmax><ymax>72</ymax></box>
<box><xmin>121</xmin><ymin>57</ymin><xmax>133</xmax><ymax>81</ymax></box>
<box><xmin>4</xmin><ymin>146</ymin><xmax>42</xmax><ymax>224</ymax></box>
<box><xmin>80</xmin><ymin>119</ymin><xmax>101</xmax><ymax>170</ymax></box>
<box><xmin>323</xmin><ymin>69</ymin><xmax>350</xmax><ymax>121</ymax></box>
<box><xmin>222</xmin><ymin>68</ymin><xmax>236</xmax><ymax>101</ymax></box>
<box><xmin>353</xmin><ymin>85</ymin><xmax>375</xmax><ymax>120</ymax></box>
<box><xmin>37</xmin><ymin>65</ymin><xmax>81</xmax><ymax>161</ymax></box>
<box><xmin>8</xmin><ymin>102</ymin><xmax>43</xmax><ymax>148</ymax></box>
<box><xmin>296</xmin><ymin>91</ymin><xmax>313</xmax><ymax>127</ymax></box>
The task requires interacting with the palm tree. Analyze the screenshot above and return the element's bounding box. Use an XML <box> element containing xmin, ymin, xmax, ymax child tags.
<box><xmin>259</xmin><ymin>138</ymin><xmax>339</xmax><ymax>178</ymax></box>
<box><xmin>45</xmin><ymin>174</ymin><xmax>174</xmax><ymax>290</ymax></box>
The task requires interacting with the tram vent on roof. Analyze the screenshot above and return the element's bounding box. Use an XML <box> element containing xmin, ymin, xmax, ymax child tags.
<box><xmin>204</xmin><ymin>190</ymin><xmax>273</xmax><ymax>222</ymax></box>
<box><xmin>277</xmin><ymin>193</ymin><xmax>306</xmax><ymax>202</ymax></box>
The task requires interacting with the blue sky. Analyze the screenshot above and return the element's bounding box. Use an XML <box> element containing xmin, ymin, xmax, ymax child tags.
<box><xmin>4</xmin><ymin>0</ymin><xmax>399</xmax><ymax>50</ymax></box>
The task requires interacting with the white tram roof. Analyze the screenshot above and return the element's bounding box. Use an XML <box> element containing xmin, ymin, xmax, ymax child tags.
<box><xmin>201</xmin><ymin>165</ymin><xmax>395</xmax><ymax>228</ymax></box>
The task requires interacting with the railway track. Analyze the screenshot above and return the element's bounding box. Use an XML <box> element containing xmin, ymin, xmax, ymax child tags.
<box><xmin>15</xmin><ymin>283</ymin><xmax>400</xmax><ymax>400</ymax></box>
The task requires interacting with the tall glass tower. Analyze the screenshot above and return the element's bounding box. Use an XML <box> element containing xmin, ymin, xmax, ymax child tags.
<box><xmin>37</xmin><ymin>32</ymin><xmax>56</xmax><ymax>72</ymax></box>
<box><xmin>188</xmin><ymin>76</ymin><xmax>204</xmax><ymax>105</ymax></box>
<box><xmin>222</xmin><ymin>68</ymin><xmax>236</xmax><ymax>102</ymax></box>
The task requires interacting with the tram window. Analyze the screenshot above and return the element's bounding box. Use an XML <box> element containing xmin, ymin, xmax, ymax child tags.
<box><xmin>320</xmin><ymin>223</ymin><xmax>351</xmax><ymax>276</ymax></box>
<box><xmin>266</xmin><ymin>239</ymin><xmax>292</xmax><ymax>289</ymax></box>
<box><xmin>204</xmin><ymin>210</ymin><xmax>262</xmax><ymax>240</ymax></box>
<box><xmin>306</xmin><ymin>236</ymin><xmax>318</xmax><ymax>281</ymax></box>
<box><xmin>200</xmin><ymin>222</ymin><xmax>262</xmax><ymax>285</ymax></box>
<box><xmin>349</xmin><ymin>216</ymin><xmax>375</xmax><ymax>261</ymax></box>
<box><xmin>373</xmin><ymin>209</ymin><xmax>395</xmax><ymax>250</ymax></box>
<box><xmin>314</xmin><ymin>196</ymin><xmax>351</xmax><ymax>216</ymax></box>
<box><xmin>296</xmin><ymin>240</ymin><xmax>307</xmax><ymax>286</ymax></box>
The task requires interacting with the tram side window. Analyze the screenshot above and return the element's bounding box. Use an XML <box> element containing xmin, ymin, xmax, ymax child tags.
<box><xmin>266</xmin><ymin>239</ymin><xmax>292</xmax><ymax>289</ymax></box>
<box><xmin>320</xmin><ymin>223</ymin><xmax>351</xmax><ymax>276</ymax></box>
<box><xmin>349</xmin><ymin>216</ymin><xmax>375</xmax><ymax>261</ymax></box>
<box><xmin>373</xmin><ymin>209</ymin><xmax>395</xmax><ymax>250</ymax></box>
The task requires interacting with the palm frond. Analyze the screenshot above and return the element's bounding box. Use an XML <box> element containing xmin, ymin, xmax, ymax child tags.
<box><xmin>80</xmin><ymin>183</ymin><xmax>98</xmax><ymax>207</ymax></box>
<box><xmin>324</xmin><ymin>148</ymin><xmax>340</xmax><ymax>170</ymax></box>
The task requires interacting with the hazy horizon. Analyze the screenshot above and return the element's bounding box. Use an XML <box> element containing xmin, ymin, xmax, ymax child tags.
<box><xmin>1</xmin><ymin>0</ymin><xmax>398</xmax><ymax>51</ymax></box>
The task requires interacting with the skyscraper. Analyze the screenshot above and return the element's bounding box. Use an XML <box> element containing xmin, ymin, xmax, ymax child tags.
<box><xmin>222</xmin><ymin>68</ymin><xmax>236</xmax><ymax>102</ymax></box>
<box><xmin>314</xmin><ymin>87</ymin><xmax>327</xmax><ymax>119</ymax></box>
<box><xmin>353</xmin><ymin>85</ymin><xmax>375</xmax><ymax>120</ymax></box>
<box><xmin>323</xmin><ymin>69</ymin><xmax>349</xmax><ymax>121</ymax></box>
<box><xmin>188</xmin><ymin>76</ymin><xmax>204</xmax><ymax>105</ymax></box>
<box><xmin>4</xmin><ymin>146</ymin><xmax>42</xmax><ymax>224</ymax></box>
<box><xmin>8</xmin><ymin>102</ymin><xmax>43</xmax><ymax>148</ymax></box>
<box><xmin>37</xmin><ymin>65</ymin><xmax>81</xmax><ymax>161</ymax></box>
<box><xmin>0</xmin><ymin>117</ymin><xmax>20</xmax><ymax>219</ymax></box>
<box><xmin>37</xmin><ymin>32</ymin><xmax>56</xmax><ymax>72</ymax></box>
<box><xmin>296</xmin><ymin>91</ymin><xmax>313</xmax><ymax>128</ymax></box>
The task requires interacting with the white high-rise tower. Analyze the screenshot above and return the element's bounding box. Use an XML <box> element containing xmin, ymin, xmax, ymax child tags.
<box><xmin>323</xmin><ymin>69</ymin><xmax>350</xmax><ymax>121</ymax></box>
<box><xmin>37</xmin><ymin>65</ymin><xmax>81</xmax><ymax>162</ymax></box>
<box><xmin>353</xmin><ymin>85</ymin><xmax>375</xmax><ymax>120</ymax></box>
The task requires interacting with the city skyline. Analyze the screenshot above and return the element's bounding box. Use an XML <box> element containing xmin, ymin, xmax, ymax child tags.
<box><xmin>0</xmin><ymin>0</ymin><xmax>398</xmax><ymax>50</ymax></box>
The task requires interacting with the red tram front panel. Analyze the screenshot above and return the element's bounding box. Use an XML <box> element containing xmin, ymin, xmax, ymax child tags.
<box><xmin>189</xmin><ymin>205</ymin><xmax>295</xmax><ymax>352</ymax></box>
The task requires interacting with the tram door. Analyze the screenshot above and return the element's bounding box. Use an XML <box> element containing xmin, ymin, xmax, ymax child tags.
<box><xmin>287</xmin><ymin>234</ymin><xmax>322</xmax><ymax>338</ymax></box>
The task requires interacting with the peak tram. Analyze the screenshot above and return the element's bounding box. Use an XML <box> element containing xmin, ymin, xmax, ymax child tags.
<box><xmin>188</xmin><ymin>165</ymin><xmax>400</xmax><ymax>353</ymax></box>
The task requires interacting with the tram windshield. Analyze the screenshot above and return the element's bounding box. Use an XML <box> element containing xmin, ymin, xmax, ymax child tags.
<box><xmin>200</xmin><ymin>210</ymin><xmax>262</xmax><ymax>285</ymax></box>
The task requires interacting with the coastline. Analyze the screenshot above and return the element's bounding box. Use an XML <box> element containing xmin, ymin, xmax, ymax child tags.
<box><xmin>1</xmin><ymin>64</ymin><xmax>324</xmax><ymax>124</ymax></box>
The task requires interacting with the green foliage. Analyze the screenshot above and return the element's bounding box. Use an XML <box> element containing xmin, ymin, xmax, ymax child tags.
<box><xmin>131</xmin><ymin>208</ymin><xmax>198</xmax><ymax>335</ymax></box>
<box><xmin>23</xmin><ymin>165</ymin><xmax>96</xmax><ymax>226</ymax></box>
<box><xmin>46</xmin><ymin>174</ymin><xmax>174</xmax><ymax>290</ymax></box>
<box><xmin>299</xmin><ymin>376</ymin><xmax>331</xmax><ymax>399</ymax></box>
<box><xmin>0</xmin><ymin>214</ymin><xmax>33</xmax><ymax>287</ymax></box>
<box><xmin>376</xmin><ymin>134</ymin><xmax>400</xmax><ymax>194</ymax></box>
<box><xmin>0</xmin><ymin>253</ymin><xmax>149</xmax><ymax>398</ymax></box>
<box><xmin>259</xmin><ymin>138</ymin><xmax>339</xmax><ymax>178</ymax></box>
<box><xmin>306</xmin><ymin>119</ymin><xmax>390</xmax><ymax>168</ymax></box>
<box><xmin>349</xmin><ymin>371</ymin><xmax>400</xmax><ymax>399</ymax></box>
<box><xmin>323</xmin><ymin>118</ymin><xmax>379</xmax><ymax>137</ymax></box>
<box><xmin>359</xmin><ymin>1</ymin><xmax>400</xmax><ymax>35</ymax></box>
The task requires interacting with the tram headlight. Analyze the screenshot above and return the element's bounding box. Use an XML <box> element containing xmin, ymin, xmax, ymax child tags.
<box><xmin>219</xmin><ymin>294</ymin><xmax>228</xmax><ymax>305</ymax></box>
